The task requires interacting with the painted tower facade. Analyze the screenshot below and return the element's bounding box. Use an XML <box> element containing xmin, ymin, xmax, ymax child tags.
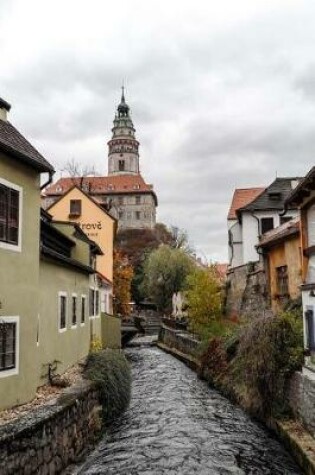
<box><xmin>108</xmin><ymin>88</ymin><xmax>140</xmax><ymax>176</ymax></box>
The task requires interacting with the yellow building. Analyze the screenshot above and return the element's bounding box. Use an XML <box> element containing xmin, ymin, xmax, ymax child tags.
<box><xmin>48</xmin><ymin>185</ymin><xmax>117</xmax><ymax>314</ymax></box>
<box><xmin>258</xmin><ymin>218</ymin><xmax>301</xmax><ymax>313</ymax></box>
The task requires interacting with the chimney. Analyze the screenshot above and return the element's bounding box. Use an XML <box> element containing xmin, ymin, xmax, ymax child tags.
<box><xmin>0</xmin><ymin>97</ymin><xmax>11</xmax><ymax>121</ymax></box>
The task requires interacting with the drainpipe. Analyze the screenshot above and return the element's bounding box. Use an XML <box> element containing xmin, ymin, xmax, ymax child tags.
<box><xmin>228</xmin><ymin>228</ymin><xmax>234</xmax><ymax>266</ymax></box>
<box><xmin>40</xmin><ymin>171</ymin><xmax>54</xmax><ymax>191</ymax></box>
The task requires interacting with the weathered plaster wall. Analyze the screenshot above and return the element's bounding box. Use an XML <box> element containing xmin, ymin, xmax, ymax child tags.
<box><xmin>267</xmin><ymin>236</ymin><xmax>302</xmax><ymax>313</ymax></box>
<box><xmin>0</xmin><ymin>381</ymin><xmax>101</xmax><ymax>475</ymax></box>
<box><xmin>0</xmin><ymin>153</ymin><xmax>41</xmax><ymax>409</ymax></box>
<box><xmin>38</xmin><ymin>260</ymin><xmax>98</xmax><ymax>384</ymax></box>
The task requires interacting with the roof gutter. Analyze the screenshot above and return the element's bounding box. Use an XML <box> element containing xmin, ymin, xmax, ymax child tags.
<box><xmin>40</xmin><ymin>170</ymin><xmax>55</xmax><ymax>191</ymax></box>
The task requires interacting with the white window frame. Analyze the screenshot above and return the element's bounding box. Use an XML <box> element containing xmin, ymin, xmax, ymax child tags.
<box><xmin>89</xmin><ymin>287</ymin><xmax>100</xmax><ymax>319</ymax></box>
<box><xmin>58</xmin><ymin>291</ymin><xmax>68</xmax><ymax>333</ymax></box>
<box><xmin>71</xmin><ymin>293</ymin><xmax>78</xmax><ymax>329</ymax></box>
<box><xmin>0</xmin><ymin>316</ymin><xmax>19</xmax><ymax>378</ymax></box>
<box><xmin>81</xmin><ymin>294</ymin><xmax>87</xmax><ymax>326</ymax></box>
<box><xmin>0</xmin><ymin>177</ymin><xmax>23</xmax><ymax>253</ymax></box>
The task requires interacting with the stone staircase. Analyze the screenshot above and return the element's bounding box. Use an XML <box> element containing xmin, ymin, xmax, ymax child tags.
<box><xmin>141</xmin><ymin>311</ymin><xmax>162</xmax><ymax>335</ymax></box>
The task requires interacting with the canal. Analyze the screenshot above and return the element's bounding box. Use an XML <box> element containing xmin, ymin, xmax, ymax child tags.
<box><xmin>76</xmin><ymin>346</ymin><xmax>302</xmax><ymax>474</ymax></box>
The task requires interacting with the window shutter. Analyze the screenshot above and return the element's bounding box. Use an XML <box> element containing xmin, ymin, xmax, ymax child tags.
<box><xmin>0</xmin><ymin>185</ymin><xmax>7</xmax><ymax>241</ymax></box>
<box><xmin>8</xmin><ymin>189</ymin><xmax>19</xmax><ymax>244</ymax></box>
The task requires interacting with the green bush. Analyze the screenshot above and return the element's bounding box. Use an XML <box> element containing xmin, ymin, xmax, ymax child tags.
<box><xmin>85</xmin><ymin>349</ymin><xmax>131</xmax><ymax>423</ymax></box>
<box><xmin>231</xmin><ymin>310</ymin><xmax>304</xmax><ymax>418</ymax></box>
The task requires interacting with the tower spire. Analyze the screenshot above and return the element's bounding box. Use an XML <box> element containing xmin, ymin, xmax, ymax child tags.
<box><xmin>121</xmin><ymin>83</ymin><xmax>125</xmax><ymax>103</ymax></box>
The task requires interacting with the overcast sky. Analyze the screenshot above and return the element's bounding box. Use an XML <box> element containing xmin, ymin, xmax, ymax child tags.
<box><xmin>1</xmin><ymin>0</ymin><xmax>315</xmax><ymax>262</ymax></box>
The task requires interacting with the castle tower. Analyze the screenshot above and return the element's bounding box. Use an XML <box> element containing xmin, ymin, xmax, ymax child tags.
<box><xmin>107</xmin><ymin>88</ymin><xmax>140</xmax><ymax>176</ymax></box>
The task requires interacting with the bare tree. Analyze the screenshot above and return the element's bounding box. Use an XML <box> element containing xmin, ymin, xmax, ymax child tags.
<box><xmin>61</xmin><ymin>158</ymin><xmax>99</xmax><ymax>190</ymax></box>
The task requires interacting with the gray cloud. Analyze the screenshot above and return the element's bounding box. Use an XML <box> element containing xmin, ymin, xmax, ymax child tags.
<box><xmin>1</xmin><ymin>0</ymin><xmax>315</xmax><ymax>261</ymax></box>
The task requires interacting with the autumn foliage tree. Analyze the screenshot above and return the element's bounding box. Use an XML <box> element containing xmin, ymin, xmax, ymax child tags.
<box><xmin>186</xmin><ymin>267</ymin><xmax>222</xmax><ymax>338</ymax></box>
<box><xmin>142</xmin><ymin>245</ymin><xmax>193</xmax><ymax>313</ymax></box>
<box><xmin>113</xmin><ymin>249</ymin><xmax>134</xmax><ymax>318</ymax></box>
<box><xmin>115</xmin><ymin>224</ymin><xmax>193</xmax><ymax>304</ymax></box>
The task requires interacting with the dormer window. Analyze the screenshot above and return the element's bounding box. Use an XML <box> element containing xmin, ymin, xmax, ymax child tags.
<box><xmin>268</xmin><ymin>192</ymin><xmax>282</xmax><ymax>201</ymax></box>
<box><xmin>69</xmin><ymin>199</ymin><xmax>81</xmax><ymax>217</ymax></box>
<box><xmin>133</xmin><ymin>184</ymin><xmax>140</xmax><ymax>190</ymax></box>
<box><xmin>56</xmin><ymin>186</ymin><xmax>63</xmax><ymax>193</ymax></box>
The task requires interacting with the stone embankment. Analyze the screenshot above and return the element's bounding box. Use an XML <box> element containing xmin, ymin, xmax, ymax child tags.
<box><xmin>0</xmin><ymin>381</ymin><xmax>101</xmax><ymax>475</ymax></box>
<box><xmin>158</xmin><ymin>324</ymin><xmax>315</xmax><ymax>475</ymax></box>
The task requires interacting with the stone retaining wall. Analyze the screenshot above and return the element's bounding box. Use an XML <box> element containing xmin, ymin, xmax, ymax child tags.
<box><xmin>158</xmin><ymin>325</ymin><xmax>199</xmax><ymax>357</ymax></box>
<box><xmin>225</xmin><ymin>262</ymin><xmax>271</xmax><ymax>318</ymax></box>
<box><xmin>289</xmin><ymin>370</ymin><xmax>315</xmax><ymax>438</ymax></box>
<box><xmin>0</xmin><ymin>381</ymin><xmax>101</xmax><ymax>475</ymax></box>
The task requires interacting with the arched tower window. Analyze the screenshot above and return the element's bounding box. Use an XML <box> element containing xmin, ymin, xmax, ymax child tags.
<box><xmin>119</xmin><ymin>160</ymin><xmax>125</xmax><ymax>171</ymax></box>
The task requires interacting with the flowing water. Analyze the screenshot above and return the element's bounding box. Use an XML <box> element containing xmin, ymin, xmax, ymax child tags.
<box><xmin>76</xmin><ymin>346</ymin><xmax>302</xmax><ymax>474</ymax></box>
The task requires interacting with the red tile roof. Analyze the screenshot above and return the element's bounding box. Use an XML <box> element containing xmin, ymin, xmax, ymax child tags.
<box><xmin>228</xmin><ymin>187</ymin><xmax>265</xmax><ymax>220</ymax></box>
<box><xmin>45</xmin><ymin>174</ymin><xmax>157</xmax><ymax>203</ymax></box>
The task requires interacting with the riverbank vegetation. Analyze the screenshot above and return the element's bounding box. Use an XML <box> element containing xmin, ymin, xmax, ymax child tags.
<box><xmin>183</xmin><ymin>265</ymin><xmax>304</xmax><ymax>418</ymax></box>
<box><xmin>84</xmin><ymin>349</ymin><xmax>131</xmax><ymax>423</ymax></box>
<box><xmin>197</xmin><ymin>309</ymin><xmax>304</xmax><ymax>418</ymax></box>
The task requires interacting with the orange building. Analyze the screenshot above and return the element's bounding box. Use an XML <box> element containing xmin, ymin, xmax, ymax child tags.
<box><xmin>48</xmin><ymin>185</ymin><xmax>116</xmax><ymax>314</ymax></box>
<box><xmin>258</xmin><ymin>218</ymin><xmax>301</xmax><ymax>313</ymax></box>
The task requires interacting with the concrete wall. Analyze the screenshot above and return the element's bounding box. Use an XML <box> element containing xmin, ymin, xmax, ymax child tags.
<box><xmin>0</xmin><ymin>153</ymin><xmax>41</xmax><ymax>409</ymax></box>
<box><xmin>101</xmin><ymin>314</ymin><xmax>121</xmax><ymax>349</ymax></box>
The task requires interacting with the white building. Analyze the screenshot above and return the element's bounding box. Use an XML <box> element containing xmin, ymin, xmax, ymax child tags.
<box><xmin>228</xmin><ymin>178</ymin><xmax>300</xmax><ymax>268</ymax></box>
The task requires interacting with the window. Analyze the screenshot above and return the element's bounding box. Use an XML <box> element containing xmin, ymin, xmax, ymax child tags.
<box><xmin>0</xmin><ymin>181</ymin><xmax>21</xmax><ymax>248</ymax></box>
<box><xmin>119</xmin><ymin>160</ymin><xmax>125</xmax><ymax>171</ymax></box>
<box><xmin>118</xmin><ymin>196</ymin><xmax>124</xmax><ymax>206</ymax></box>
<box><xmin>135</xmin><ymin>211</ymin><xmax>141</xmax><ymax>220</ymax></box>
<box><xmin>81</xmin><ymin>295</ymin><xmax>86</xmax><ymax>325</ymax></box>
<box><xmin>135</xmin><ymin>196</ymin><xmax>141</xmax><ymax>205</ymax></box>
<box><xmin>89</xmin><ymin>289</ymin><xmax>100</xmax><ymax>317</ymax></box>
<box><xmin>95</xmin><ymin>290</ymin><xmax>100</xmax><ymax>316</ymax></box>
<box><xmin>69</xmin><ymin>199</ymin><xmax>81</xmax><ymax>216</ymax></box>
<box><xmin>71</xmin><ymin>295</ymin><xmax>77</xmax><ymax>327</ymax></box>
<box><xmin>260</xmin><ymin>217</ymin><xmax>274</xmax><ymax>235</ymax></box>
<box><xmin>305</xmin><ymin>308</ymin><xmax>315</xmax><ymax>351</ymax></box>
<box><xmin>276</xmin><ymin>266</ymin><xmax>289</xmax><ymax>297</ymax></box>
<box><xmin>89</xmin><ymin>288</ymin><xmax>95</xmax><ymax>317</ymax></box>
<box><xmin>280</xmin><ymin>216</ymin><xmax>292</xmax><ymax>226</ymax></box>
<box><xmin>118</xmin><ymin>211</ymin><xmax>124</xmax><ymax>219</ymax></box>
<box><xmin>58</xmin><ymin>293</ymin><xmax>67</xmax><ymax>332</ymax></box>
<box><xmin>0</xmin><ymin>318</ymin><xmax>18</xmax><ymax>376</ymax></box>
